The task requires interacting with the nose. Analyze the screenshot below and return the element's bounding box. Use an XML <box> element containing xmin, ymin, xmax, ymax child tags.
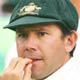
<box><xmin>24</xmin><ymin>33</ymin><xmax>38</xmax><ymax>51</ymax></box>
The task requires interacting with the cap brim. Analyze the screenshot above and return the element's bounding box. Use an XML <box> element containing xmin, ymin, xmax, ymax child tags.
<box><xmin>4</xmin><ymin>16</ymin><xmax>64</xmax><ymax>31</ymax></box>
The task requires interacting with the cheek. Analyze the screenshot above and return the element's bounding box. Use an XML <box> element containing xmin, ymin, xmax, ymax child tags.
<box><xmin>16</xmin><ymin>40</ymin><xmax>24</xmax><ymax>57</ymax></box>
<box><xmin>40</xmin><ymin>37</ymin><xmax>66</xmax><ymax>63</ymax></box>
<box><xmin>42</xmin><ymin>42</ymin><xmax>66</xmax><ymax>74</ymax></box>
<box><xmin>39</xmin><ymin>38</ymin><xmax>57</xmax><ymax>62</ymax></box>
<box><xmin>40</xmin><ymin>37</ymin><xmax>62</xmax><ymax>54</ymax></box>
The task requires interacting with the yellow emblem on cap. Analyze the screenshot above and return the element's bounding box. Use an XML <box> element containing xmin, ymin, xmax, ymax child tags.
<box><xmin>18</xmin><ymin>2</ymin><xmax>42</xmax><ymax>16</ymax></box>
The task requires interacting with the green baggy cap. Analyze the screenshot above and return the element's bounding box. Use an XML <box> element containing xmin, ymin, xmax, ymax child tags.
<box><xmin>4</xmin><ymin>0</ymin><xmax>78</xmax><ymax>31</ymax></box>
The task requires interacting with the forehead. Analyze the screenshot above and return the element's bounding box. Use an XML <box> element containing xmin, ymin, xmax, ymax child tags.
<box><xmin>16</xmin><ymin>23</ymin><xmax>61</xmax><ymax>32</ymax></box>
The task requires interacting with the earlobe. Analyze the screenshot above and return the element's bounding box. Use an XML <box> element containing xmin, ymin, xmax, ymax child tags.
<box><xmin>64</xmin><ymin>31</ymin><xmax>78</xmax><ymax>53</ymax></box>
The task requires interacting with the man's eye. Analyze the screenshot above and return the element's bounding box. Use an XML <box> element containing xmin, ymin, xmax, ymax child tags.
<box><xmin>38</xmin><ymin>32</ymin><xmax>48</xmax><ymax>36</ymax></box>
<box><xmin>17</xmin><ymin>33</ymin><xmax>28</xmax><ymax>38</ymax></box>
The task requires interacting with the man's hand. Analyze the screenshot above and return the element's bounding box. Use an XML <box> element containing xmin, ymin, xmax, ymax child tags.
<box><xmin>0</xmin><ymin>57</ymin><xmax>32</xmax><ymax>80</ymax></box>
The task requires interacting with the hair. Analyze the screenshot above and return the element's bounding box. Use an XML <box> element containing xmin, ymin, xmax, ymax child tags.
<box><xmin>58</xmin><ymin>23</ymin><xmax>76</xmax><ymax>57</ymax></box>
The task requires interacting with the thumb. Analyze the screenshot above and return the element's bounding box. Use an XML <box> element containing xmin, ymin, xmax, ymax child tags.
<box><xmin>0</xmin><ymin>75</ymin><xmax>2</xmax><ymax>80</ymax></box>
<box><xmin>23</xmin><ymin>63</ymin><xmax>32</xmax><ymax>80</ymax></box>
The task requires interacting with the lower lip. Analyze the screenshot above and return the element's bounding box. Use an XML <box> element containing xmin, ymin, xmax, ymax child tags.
<box><xmin>32</xmin><ymin>59</ymin><xmax>42</xmax><ymax>64</ymax></box>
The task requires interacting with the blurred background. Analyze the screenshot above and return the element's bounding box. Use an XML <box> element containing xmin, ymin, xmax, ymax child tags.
<box><xmin>0</xmin><ymin>0</ymin><xmax>80</xmax><ymax>74</ymax></box>
<box><xmin>0</xmin><ymin>0</ymin><xmax>19</xmax><ymax>73</ymax></box>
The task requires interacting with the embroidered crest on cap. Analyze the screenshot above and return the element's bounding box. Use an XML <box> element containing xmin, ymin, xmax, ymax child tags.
<box><xmin>18</xmin><ymin>2</ymin><xmax>42</xmax><ymax>16</ymax></box>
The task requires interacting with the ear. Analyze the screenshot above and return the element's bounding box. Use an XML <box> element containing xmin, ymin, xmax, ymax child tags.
<box><xmin>64</xmin><ymin>30</ymin><xmax>78</xmax><ymax>53</ymax></box>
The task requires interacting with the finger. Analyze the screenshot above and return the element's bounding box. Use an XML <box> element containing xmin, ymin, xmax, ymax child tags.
<box><xmin>0</xmin><ymin>74</ymin><xmax>8</xmax><ymax>80</ymax></box>
<box><xmin>23</xmin><ymin>63</ymin><xmax>32</xmax><ymax>80</ymax></box>
<box><xmin>0</xmin><ymin>74</ymin><xmax>3</xmax><ymax>80</ymax></box>
<box><xmin>14</xmin><ymin>58</ymin><xmax>32</xmax><ymax>73</ymax></box>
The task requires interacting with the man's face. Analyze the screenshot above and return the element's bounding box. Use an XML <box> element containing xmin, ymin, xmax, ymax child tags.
<box><xmin>16</xmin><ymin>23</ymin><xmax>70</xmax><ymax>79</ymax></box>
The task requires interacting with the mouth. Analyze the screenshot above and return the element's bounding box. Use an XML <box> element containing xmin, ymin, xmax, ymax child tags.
<box><xmin>26</xmin><ymin>57</ymin><xmax>43</xmax><ymax>65</ymax></box>
<box><xmin>32</xmin><ymin>59</ymin><xmax>43</xmax><ymax>62</ymax></box>
<box><xmin>31</xmin><ymin>59</ymin><xmax>43</xmax><ymax>66</ymax></box>
<box><xmin>23</xmin><ymin>53</ymin><xmax>43</xmax><ymax>64</ymax></box>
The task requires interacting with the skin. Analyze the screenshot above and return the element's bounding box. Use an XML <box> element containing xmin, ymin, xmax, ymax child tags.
<box><xmin>0</xmin><ymin>23</ymin><xmax>77</xmax><ymax>80</ymax></box>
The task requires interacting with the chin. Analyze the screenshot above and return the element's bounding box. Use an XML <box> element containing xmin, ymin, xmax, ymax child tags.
<box><xmin>31</xmin><ymin>65</ymin><xmax>45</xmax><ymax>79</ymax></box>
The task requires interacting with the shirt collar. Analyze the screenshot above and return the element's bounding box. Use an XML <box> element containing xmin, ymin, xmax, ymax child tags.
<box><xmin>45</xmin><ymin>57</ymin><xmax>78</xmax><ymax>80</ymax></box>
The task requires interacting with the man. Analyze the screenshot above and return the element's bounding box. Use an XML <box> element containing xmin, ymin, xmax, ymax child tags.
<box><xmin>0</xmin><ymin>0</ymin><xmax>79</xmax><ymax>80</ymax></box>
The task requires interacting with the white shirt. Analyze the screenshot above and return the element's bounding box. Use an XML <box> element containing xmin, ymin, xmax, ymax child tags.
<box><xmin>45</xmin><ymin>56</ymin><xmax>80</xmax><ymax>80</ymax></box>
